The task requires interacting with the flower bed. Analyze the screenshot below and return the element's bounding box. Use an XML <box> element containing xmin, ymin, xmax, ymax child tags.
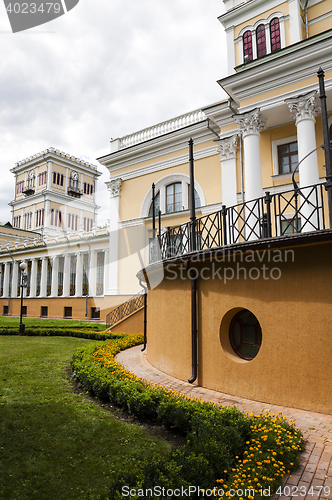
<box><xmin>71</xmin><ymin>337</ymin><xmax>304</xmax><ymax>499</ymax></box>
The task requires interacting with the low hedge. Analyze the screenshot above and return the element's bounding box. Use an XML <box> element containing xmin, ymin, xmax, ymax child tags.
<box><xmin>0</xmin><ymin>326</ymin><xmax>127</xmax><ymax>341</ymax></box>
<box><xmin>71</xmin><ymin>337</ymin><xmax>304</xmax><ymax>499</ymax></box>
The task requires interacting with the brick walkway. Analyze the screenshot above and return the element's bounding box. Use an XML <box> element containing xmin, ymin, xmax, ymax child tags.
<box><xmin>115</xmin><ymin>345</ymin><xmax>332</xmax><ymax>500</ymax></box>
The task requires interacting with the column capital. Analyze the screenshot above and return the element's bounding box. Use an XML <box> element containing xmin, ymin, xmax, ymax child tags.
<box><xmin>234</xmin><ymin>109</ymin><xmax>266</xmax><ymax>138</ymax></box>
<box><xmin>107</xmin><ymin>178</ymin><xmax>122</xmax><ymax>198</ymax></box>
<box><xmin>216</xmin><ymin>134</ymin><xmax>238</xmax><ymax>161</ymax></box>
<box><xmin>286</xmin><ymin>90</ymin><xmax>320</xmax><ymax>125</ymax></box>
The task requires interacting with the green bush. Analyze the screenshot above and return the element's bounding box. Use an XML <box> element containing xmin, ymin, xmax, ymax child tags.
<box><xmin>0</xmin><ymin>326</ymin><xmax>124</xmax><ymax>341</ymax></box>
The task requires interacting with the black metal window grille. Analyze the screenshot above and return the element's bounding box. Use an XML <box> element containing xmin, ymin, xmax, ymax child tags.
<box><xmin>243</xmin><ymin>30</ymin><xmax>253</xmax><ymax>61</ymax></box>
<box><xmin>270</xmin><ymin>17</ymin><xmax>281</xmax><ymax>52</ymax></box>
<box><xmin>106</xmin><ymin>292</ymin><xmax>145</xmax><ymax>326</ymax></box>
<box><xmin>166</xmin><ymin>183</ymin><xmax>182</xmax><ymax>213</ymax></box>
<box><xmin>58</xmin><ymin>257</ymin><xmax>64</xmax><ymax>296</ymax></box>
<box><xmin>36</xmin><ymin>259</ymin><xmax>42</xmax><ymax>296</ymax></box>
<box><xmin>96</xmin><ymin>252</ymin><xmax>104</xmax><ymax>296</ymax></box>
<box><xmin>278</xmin><ymin>141</ymin><xmax>298</xmax><ymax>174</ymax></box>
<box><xmin>256</xmin><ymin>24</ymin><xmax>266</xmax><ymax>57</ymax></box>
<box><xmin>83</xmin><ymin>253</ymin><xmax>89</xmax><ymax>296</ymax></box>
<box><xmin>229</xmin><ymin>309</ymin><xmax>262</xmax><ymax>361</ymax></box>
<box><xmin>70</xmin><ymin>255</ymin><xmax>77</xmax><ymax>296</ymax></box>
<box><xmin>47</xmin><ymin>259</ymin><xmax>52</xmax><ymax>296</ymax></box>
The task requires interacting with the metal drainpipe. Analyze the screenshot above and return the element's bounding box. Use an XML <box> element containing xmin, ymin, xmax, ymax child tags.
<box><xmin>139</xmin><ymin>274</ymin><xmax>148</xmax><ymax>352</ymax></box>
<box><xmin>188</xmin><ymin>260</ymin><xmax>198</xmax><ymax>384</ymax></box>
<box><xmin>305</xmin><ymin>0</ymin><xmax>309</xmax><ymax>39</ymax></box>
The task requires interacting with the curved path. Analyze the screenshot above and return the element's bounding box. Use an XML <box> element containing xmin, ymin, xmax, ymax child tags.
<box><xmin>115</xmin><ymin>345</ymin><xmax>332</xmax><ymax>500</ymax></box>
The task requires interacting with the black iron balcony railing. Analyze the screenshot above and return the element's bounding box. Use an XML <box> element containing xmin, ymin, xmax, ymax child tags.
<box><xmin>105</xmin><ymin>291</ymin><xmax>145</xmax><ymax>327</ymax></box>
<box><xmin>68</xmin><ymin>179</ymin><xmax>82</xmax><ymax>198</ymax></box>
<box><xmin>152</xmin><ymin>182</ymin><xmax>328</xmax><ymax>262</ymax></box>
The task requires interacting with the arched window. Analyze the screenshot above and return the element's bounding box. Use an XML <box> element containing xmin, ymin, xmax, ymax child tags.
<box><xmin>270</xmin><ymin>17</ymin><xmax>281</xmax><ymax>53</ymax></box>
<box><xmin>188</xmin><ymin>187</ymin><xmax>201</xmax><ymax>209</ymax></box>
<box><xmin>166</xmin><ymin>183</ymin><xmax>182</xmax><ymax>213</ymax></box>
<box><xmin>243</xmin><ymin>30</ymin><xmax>253</xmax><ymax>62</ymax></box>
<box><xmin>256</xmin><ymin>24</ymin><xmax>266</xmax><ymax>57</ymax></box>
<box><xmin>148</xmin><ymin>191</ymin><xmax>160</xmax><ymax>216</ymax></box>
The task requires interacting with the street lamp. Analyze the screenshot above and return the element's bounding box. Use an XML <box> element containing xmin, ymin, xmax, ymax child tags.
<box><xmin>19</xmin><ymin>261</ymin><xmax>27</xmax><ymax>335</ymax></box>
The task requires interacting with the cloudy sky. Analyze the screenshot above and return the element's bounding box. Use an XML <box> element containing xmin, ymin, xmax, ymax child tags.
<box><xmin>0</xmin><ymin>0</ymin><xmax>227</xmax><ymax>225</ymax></box>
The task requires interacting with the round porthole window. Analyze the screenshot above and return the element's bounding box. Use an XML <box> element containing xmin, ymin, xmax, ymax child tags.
<box><xmin>229</xmin><ymin>309</ymin><xmax>262</xmax><ymax>361</ymax></box>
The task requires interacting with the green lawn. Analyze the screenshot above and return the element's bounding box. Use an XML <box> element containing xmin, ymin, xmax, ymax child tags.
<box><xmin>0</xmin><ymin>336</ymin><xmax>171</xmax><ymax>500</ymax></box>
<box><xmin>0</xmin><ymin>316</ymin><xmax>106</xmax><ymax>330</ymax></box>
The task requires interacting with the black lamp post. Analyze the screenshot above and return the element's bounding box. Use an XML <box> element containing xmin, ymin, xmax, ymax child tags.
<box><xmin>19</xmin><ymin>261</ymin><xmax>27</xmax><ymax>335</ymax></box>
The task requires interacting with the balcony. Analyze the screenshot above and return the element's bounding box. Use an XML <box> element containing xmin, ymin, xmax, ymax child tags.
<box><xmin>68</xmin><ymin>179</ymin><xmax>82</xmax><ymax>198</ymax></box>
<box><xmin>23</xmin><ymin>178</ymin><xmax>35</xmax><ymax>196</ymax></box>
<box><xmin>150</xmin><ymin>182</ymin><xmax>332</xmax><ymax>263</ymax></box>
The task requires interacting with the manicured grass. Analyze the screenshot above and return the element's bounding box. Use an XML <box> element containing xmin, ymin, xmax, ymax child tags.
<box><xmin>0</xmin><ymin>316</ymin><xmax>106</xmax><ymax>330</ymax></box>
<box><xmin>0</xmin><ymin>336</ymin><xmax>171</xmax><ymax>500</ymax></box>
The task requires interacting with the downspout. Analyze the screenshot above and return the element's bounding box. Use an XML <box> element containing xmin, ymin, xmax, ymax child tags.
<box><xmin>139</xmin><ymin>273</ymin><xmax>148</xmax><ymax>352</ymax></box>
<box><xmin>187</xmin><ymin>260</ymin><xmax>198</xmax><ymax>384</ymax></box>
<box><xmin>304</xmin><ymin>0</ymin><xmax>309</xmax><ymax>39</ymax></box>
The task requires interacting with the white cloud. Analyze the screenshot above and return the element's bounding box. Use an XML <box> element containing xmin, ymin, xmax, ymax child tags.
<box><xmin>0</xmin><ymin>0</ymin><xmax>226</xmax><ymax>224</ymax></box>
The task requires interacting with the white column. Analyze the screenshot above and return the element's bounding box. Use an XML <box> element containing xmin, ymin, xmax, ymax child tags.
<box><xmin>40</xmin><ymin>257</ymin><xmax>48</xmax><ymax>297</ymax></box>
<box><xmin>75</xmin><ymin>252</ymin><xmax>83</xmax><ymax>297</ymax></box>
<box><xmin>51</xmin><ymin>256</ymin><xmax>59</xmax><ymax>297</ymax></box>
<box><xmin>288</xmin><ymin>0</ymin><xmax>302</xmax><ymax>44</ymax></box>
<box><xmin>286</xmin><ymin>91</ymin><xmax>320</xmax><ymax>231</ymax></box>
<box><xmin>235</xmin><ymin>110</ymin><xmax>265</xmax><ymax>240</ymax></box>
<box><xmin>30</xmin><ymin>258</ymin><xmax>37</xmax><ymax>298</ymax></box>
<box><xmin>89</xmin><ymin>250</ymin><xmax>97</xmax><ymax>297</ymax></box>
<box><xmin>217</xmin><ymin>134</ymin><xmax>238</xmax><ymax>208</ymax></box>
<box><xmin>47</xmin><ymin>161</ymin><xmax>52</xmax><ymax>189</ymax></box>
<box><xmin>3</xmin><ymin>262</ymin><xmax>10</xmax><ymax>298</ymax></box>
<box><xmin>159</xmin><ymin>185</ymin><xmax>166</xmax><ymax>214</ymax></box>
<box><xmin>104</xmin><ymin>248</ymin><xmax>109</xmax><ymax>295</ymax></box>
<box><xmin>182</xmin><ymin>181</ymin><xmax>189</xmax><ymax>210</ymax></box>
<box><xmin>11</xmin><ymin>261</ymin><xmax>19</xmax><ymax>298</ymax></box>
<box><xmin>63</xmin><ymin>254</ymin><xmax>71</xmax><ymax>297</ymax></box>
<box><xmin>105</xmin><ymin>179</ymin><xmax>122</xmax><ymax>295</ymax></box>
<box><xmin>45</xmin><ymin>200</ymin><xmax>50</xmax><ymax>228</ymax></box>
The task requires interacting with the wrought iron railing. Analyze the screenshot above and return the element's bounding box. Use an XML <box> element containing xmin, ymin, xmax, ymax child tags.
<box><xmin>105</xmin><ymin>291</ymin><xmax>145</xmax><ymax>327</ymax></box>
<box><xmin>153</xmin><ymin>183</ymin><xmax>327</xmax><ymax>262</ymax></box>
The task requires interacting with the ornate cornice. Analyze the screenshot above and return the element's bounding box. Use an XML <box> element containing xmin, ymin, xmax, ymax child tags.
<box><xmin>107</xmin><ymin>179</ymin><xmax>122</xmax><ymax>198</ymax></box>
<box><xmin>286</xmin><ymin>90</ymin><xmax>320</xmax><ymax>125</ymax></box>
<box><xmin>234</xmin><ymin>109</ymin><xmax>266</xmax><ymax>138</ymax></box>
<box><xmin>216</xmin><ymin>134</ymin><xmax>238</xmax><ymax>161</ymax></box>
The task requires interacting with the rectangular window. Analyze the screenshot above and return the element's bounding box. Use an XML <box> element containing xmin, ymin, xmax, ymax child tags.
<box><xmin>0</xmin><ymin>264</ymin><xmax>4</xmax><ymax>296</ymax></box>
<box><xmin>70</xmin><ymin>255</ymin><xmax>77</xmax><ymax>296</ymax></box>
<box><xmin>26</xmin><ymin>261</ymin><xmax>32</xmax><ymax>297</ymax></box>
<box><xmin>64</xmin><ymin>307</ymin><xmax>72</xmax><ymax>318</ymax></box>
<box><xmin>36</xmin><ymin>259</ymin><xmax>42</xmax><ymax>296</ymax></box>
<box><xmin>22</xmin><ymin>306</ymin><xmax>27</xmax><ymax>317</ymax></box>
<box><xmin>91</xmin><ymin>307</ymin><xmax>100</xmax><ymax>319</ymax></box>
<box><xmin>166</xmin><ymin>183</ymin><xmax>182</xmax><ymax>213</ymax></box>
<box><xmin>3</xmin><ymin>305</ymin><xmax>8</xmax><ymax>316</ymax></box>
<box><xmin>281</xmin><ymin>217</ymin><xmax>301</xmax><ymax>235</ymax></box>
<box><xmin>278</xmin><ymin>142</ymin><xmax>298</xmax><ymax>174</ymax></box>
<box><xmin>96</xmin><ymin>252</ymin><xmax>104</xmax><ymax>296</ymax></box>
<box><xmin>58</xmin><ymin>257</ymin><xmax>64</xmax><ymax>296</ymax></box>
<box><xmin>41</xmin><ymin>306</ymin><xmax>48</xmax><ymax>317</ymax></box>
<box><xmin>47</xmin><ymin>259</ymin><xmax>52</xmax><ymax>296</ymax></box>
<box><xmin>83</xmin><ymin>253</ymin><xmax>89</xmax><ymax>296</ymax></box>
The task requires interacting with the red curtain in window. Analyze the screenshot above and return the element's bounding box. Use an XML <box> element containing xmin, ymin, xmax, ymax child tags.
<box><xmin>270</xmin><ymin>17</ymin><xmax>281</xmax><ymax>52</ymax></box>
<box><xmin>256</xmin><ymin>24</ymin><xmax>266</xmax><ymax>57</ymax></box>
<box><xmin>243</xmin><ymin>30</ymin><xmax>253</xmax><ymax>61</ymax></box>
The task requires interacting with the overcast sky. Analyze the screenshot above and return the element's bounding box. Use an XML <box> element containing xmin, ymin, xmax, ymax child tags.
<box><xmin>0</xmin><ymin>0</ymin><xmax>227</xmax><ymax>225</ymax></box>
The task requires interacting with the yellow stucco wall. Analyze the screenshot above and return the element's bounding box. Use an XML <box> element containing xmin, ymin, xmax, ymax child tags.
<box><xmin>147</xmin><ymin>239</ymin><xmax>332</xmax><ymax>414</ymax></box>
